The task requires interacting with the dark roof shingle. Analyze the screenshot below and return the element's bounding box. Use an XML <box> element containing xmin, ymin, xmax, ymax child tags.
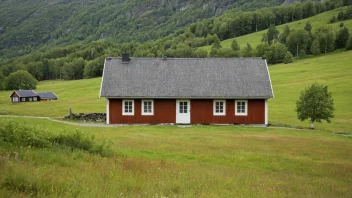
<box><xmin>13</xmin><ymin>90</ymin><xmax>38</xmax><ymax>97</ymax></box>
<box><xmin>100</xmin><ymin>57</ymin><xmax>274</xmax><ymax>99</ymax></box>
<box><xmin>37</xmin><ymin>92</ymin><xmax>57</xmax><ymax>99</ymax></box>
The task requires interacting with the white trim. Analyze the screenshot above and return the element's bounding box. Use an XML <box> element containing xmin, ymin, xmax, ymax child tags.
<box><xmin>12</xmin><ymin>97</ymin><xmax>19</xmax><ymax>103</ymax></box>
<box><xmin>265</xmin><ymin>59</ymin><xmax>274</xmax><ymax>98</ymax></box>
<box><xmin>235</xmin><ymin>100</ymin><xmax>248</xmax><ymax>116</ymax></box>
<box><xmin>99</xmin><ymin>58</ymin><xmax>107</xmax><ymax>98</ymax></box>
<box><xmin>213</xmin><ymin>100</ymin><xmax>226</xmax><ymax>116</ymax></box>
<box><xmin>265</xmin><ymin>99</ymin><xmax>268</xmax><ymax>125</ymax></box>
<box><xmin>176</xmin><ymin>99</ymin><xmax>191</xmax><ymax>124</ymax></box>
<box><xmin>141</xmin><ymin>100</ymin><xmax>154</xmax><ymax>116</ymax></box>
<box><xmin>122</xmin><ymin>100</ymin><xmax>134</xmax><ymax>116</ymax></box>
<box><xmin>106</xmin><ymin>99</ymin><xmax>110</xmax><ymax>124</ymax></box>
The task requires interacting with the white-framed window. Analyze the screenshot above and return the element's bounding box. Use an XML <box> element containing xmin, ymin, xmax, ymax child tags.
<box><xmin>33</xmin><ymin>97</ymin><xmax>37</xmax><ymax>102</ymax></box>
<box><xmin>29</xmin><ymin>98</ymin><xmax>32</xmax><ymax>102</ymax></box>
<box><xmin>122</xmin><ymin>100</ymin><xmax>134</xmax><ymax>115</ymax></box>
<box><xmin>21</xmin><ymin>98</ymin><xmax>25</xmax><ymax>102</ymax></box>
<box><xmin>213</xmin><ymin>100</ymin><xmax>226</xmax><ymax>116</ymax></box>
<box><xmin>13</xmin><ymin>97</ymin><xmax>19</xmax><ymax>103</ymax></box>
<box><xmin>235</xmin><ymin>100</ymin><xmax>248</xmax><ymax>116</ymax></box>
<box><xmin>142</xmin><ymin>100</ymin><xmax>154</xmax><ymax>115</ymax></box>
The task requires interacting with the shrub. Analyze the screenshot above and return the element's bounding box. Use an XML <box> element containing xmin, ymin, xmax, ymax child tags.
<box><xmin>4</xmin><ymin>70</ymin><xmax>37</xmax><ymax>90</ymax></box>
<box><xmin>283</xmin><ymin>52</ymin><xmax>294</xmax><ymax>64</ymax></box>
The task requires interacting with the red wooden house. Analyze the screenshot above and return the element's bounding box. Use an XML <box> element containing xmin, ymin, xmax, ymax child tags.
<box><xmin>10</xmin><ymin>90</ymin><xmax>40</xmax><ymax>103</ymax></box>
<box><xmin>100</xmin><ymin>54</ymin><xmax>274</xmax><ymax>125</ymax></box>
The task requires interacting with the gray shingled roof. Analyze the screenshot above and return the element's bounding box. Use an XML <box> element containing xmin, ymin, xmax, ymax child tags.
<box><xmin>13</xmin><ymin>90</ymin><xmax>38</xmax><ymax>97</ymax></box>
<box><xmin>37</xmin><ymin>92</ymin><xmax>57</xmax><ymax>99</ymax></box>
<box><xmin>100</xmin><ymin>57</ymin><xmax>274</xmax><ymax>99</ymax></box>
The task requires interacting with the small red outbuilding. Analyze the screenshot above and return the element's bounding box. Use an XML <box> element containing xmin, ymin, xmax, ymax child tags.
<box><xmin>100</xmin><ymin>53</ymin><xmax>274</xmax><ymax>125</ymax></box>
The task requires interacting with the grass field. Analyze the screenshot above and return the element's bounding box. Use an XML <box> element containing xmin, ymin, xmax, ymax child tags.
<box><xmin>0</xmin><ymin>117</ymin><xmax>351</xmax><ymax>197</ymax></box>
<box><xmin>1</xmin><ymin>50</ymin><xmax>351</xmax><ymax>133</ymax></box>
<box><xmin>200</xmin><ymin>7</ymin><xmax>352</xmax><ymax>52</ymax></box>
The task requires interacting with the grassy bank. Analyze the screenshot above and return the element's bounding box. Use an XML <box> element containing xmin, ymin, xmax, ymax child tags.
<box><xmin>0</xmin><ymin>117</ymin><xmax>351</xmax><ymax>197</ymax></box>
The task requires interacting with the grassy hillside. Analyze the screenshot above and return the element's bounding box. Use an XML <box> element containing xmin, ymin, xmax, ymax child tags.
<box><xmin>0</xmin><ymin>50</ymin><xmax>351</xmax><ymax>133</ymax></box>
<box><xmin>0</xmin><ymin>118</ymin><xmax>351</xmax><ymax>197</ymax></box>
<box><xmin>200</xmin><ymin>7</ymin><xmax>352</xmax><ymax>52</ymax></box>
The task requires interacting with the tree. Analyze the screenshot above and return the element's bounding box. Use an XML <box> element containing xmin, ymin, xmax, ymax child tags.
<box><xmin>286</xmin><ymin>29</ymin><xmax>311</xmax><ymax>57</ymax></box>
<box><xmin>265</xmin><ymin>42</ymin><xmax>288</xmax><ymax>64</ymax></box>
<box><xmin>4</xmin><ymin>70</ymin><xmax>38</xmax><ymax>90</ymax></box>
<box><xmin>241</xmin><ymin>43</ymin><xmax>253</xmax><ymax>57</ymax></box>
<box><xmin>315</xmin><ymin>27</ymin><xmax>336</xmax><ymax>53</ymax></box>
<box><xmin>299</xmin><ymin>49</ymin><xmax>306</xmax><ymax>59</ymax></box>
<box><xmin>231</xmin><ymin>39</ymin><xmax>240</xmax><ymax>52</ymax></box>
<box><xmin>296</xmin><ymin>83</ymin><xmax>335</xmax><ymax>129</ymax></box>
<box><xmin>280</xmin><ymin>25</ymin><xmax>291</xmax><ymax>44</ymax></box>
<box><xmin>283</xmin><ymin>51</ymin><xmax>294</xmax><ymax>64</ymax></box>
<box><xmin>329</xmin><ymin>15</ymin><xmax>337</xmax><ymax>23</ymax></box>
<box><xmin>337</xmin><ymin>11</ymin><xmax>345</xmax><ymax>21</ymax></box>
<box><xmin>212</xmin><ymin>34</ymin><xmax>222</xmax><ymax>49</ymax></box>
<box><xmin>0</xmin><ymin>71</ymin><xmax>4</xmax><ymax>90</ymax></box>
<box><xmin>311</xmin><ymin>39</ymin><xmax>321</xmax><ymax>56</ymax></box>
<box><xmin>262</xmin><ymin>24</ymin><xmax>280</xmax><ymax>45</ymax></box>
<box><xmin>304</xmin><ymin>21</ymin><xmax>312</xmax><ymax>33</ymax></box>
<box><xmin>335</xmin><ymin>27</ymin><xmax>350</xmax><ymax>49</ymax></box>
<box><xmin>256</xmin><ymin>42</ymin><xmax>269</xmax><ymax>57</ymax></box>
<box><xmin>346</xmin><ymin>36</ymin><xmax>352</xmax><ymax>50</ymax></box>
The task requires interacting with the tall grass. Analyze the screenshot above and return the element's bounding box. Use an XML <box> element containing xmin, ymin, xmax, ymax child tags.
<box><xmin>0</xmin><ymin>120</ymin><xmax>112</xmax><ymax>157</ymax></box>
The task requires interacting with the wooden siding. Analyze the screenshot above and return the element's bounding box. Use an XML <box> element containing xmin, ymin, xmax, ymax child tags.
<box><xmin>109</xmin><ymin>99</ymin><xmax>176</xmax><ymax>124</ymax></box>
<box><xmin>109</xmin><ymin>99</ymin><xmax>265</xmax><ymax>124</ymax></box>
<box><xmin>190</xmin><ymin>99</ymin><xmax>265</xmax><ymax>124</ymax></box>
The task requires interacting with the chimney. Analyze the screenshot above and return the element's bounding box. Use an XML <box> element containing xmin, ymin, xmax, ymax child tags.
<box><xmin>122</xmin><ymin>52</ymin><xmax>130</xmax><ymax>63</ymax></box>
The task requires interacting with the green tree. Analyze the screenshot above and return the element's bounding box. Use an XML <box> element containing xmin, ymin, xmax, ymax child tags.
<box><xmin>346</xmin><ymin>36</ymin><xmax>352</xmax><ymax>50</ymax></box>
<box><xmin>4</xmin><ymin>70</ymin><xmax>38</xmax><ymax>90</ymax></box>
<box><xmin>231</xmin><ymin>39</ymin><xmax>240</xmax><ymax>52</ymax></box>
<box><xmin>286</xmin><ymin>29</ymin><xmax>311</xmax><ymax>57</ymax></box>
<box><xmin>280</xmin><ymin>25</ymin><xmax>291</xmax><ymax>44</ymax></box>
<box><xmin>311</xmin><ymin>39</ymin><xmax>321</xmax><ymax>56</ymax></box>
<box><xmin>315</xmin><ymin>27</ymin><xmax>336</xmax><ymax>53</ymax></box>
<box><xmin>304</xmin><ymin>21</ymin><xmax>312</xmax><ymax>33</ymax></box>
<box><xmin>299</xmin><ymin>49</ymin><xmax>306</xmax><ymax>59</ymax></box>
<box><xmin>0</xmin><ymin>71</ymin><xmax>4</xmax><ymax>90</ymax></box>
<box><xmin>296</xmin><ymin>83</ymin><xmax>335</xmax><ymax>129</ymax></box>
<box><xmin>335</xmin><ymin>27</ymin><xmax>350</xmax><ymax>49</ymax></box>
<box><xmin>256</xmin><ymin>42</ymin><xmax>269</xmax><ymax>57</ymax></box>
<box><xmin>283</xmin><ymin>51</ymin><xmax>294</xmax><ymax>64</ymax></box>
<box><xmin>241</xmin><ymin>43</ymin><xmax>253</xmax><ymax>57</ymax></box>
<box><xmin>262</xmin><ymin>24</ymin><xmax>280</xmax><ymax>45</ymax></box>
<box><xmin>337</xmin><ymin>11</ymin><xmax>345</xmax><ymax>21</ymax></box>
<box><xmin>265</xmin><ymin>42</ymin><xmax>288</xmax><ymax>64</ymax></box>
<box><xmin>212</xmin><ymin>34</ymin><xmax>222</xmax><ymax>49</ymax></box>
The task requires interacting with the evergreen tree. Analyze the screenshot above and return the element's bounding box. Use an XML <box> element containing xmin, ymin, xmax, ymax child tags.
<box><xmin>262</xmin><ymin>24</ymin><xmax>280</xmax><ymax>45</ymax></box>
<box><xmin>335</xmin><ymin>27</ymin><xmax>350</xmax><ymax>49</ymax></box>
<box><xmin>241</xmin><ymin>43</ymin><xmax>253</xmax><ymax>57</ymax></box>
<box><xmin>231</xmin><ymin>39</ymin><xmax>240</xmax><ymax>52</ymax></box>
<box><xmin>212</xmin><ymin>34</ymin><xmax>222</xmax><ymax>49</ymax></box>
<box><xmin>311</xmin><ymin>39</ymin><xmax>321</xmax><ymax>56</ymax></box>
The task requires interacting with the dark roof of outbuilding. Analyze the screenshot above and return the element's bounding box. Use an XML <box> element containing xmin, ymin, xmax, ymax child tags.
<box><xmin>100</xmin><ymin>57</ymin><xmax>274</xmax><ymax>99</ymax></box>
<box><xmin>37</xmin><ymin>92</ymin><xmax>57</xmax><ymax>99</ymax></box>
<box><xmin>12</xmin><ymin>90</ymin><xmax>38</xmax><ymax>97</ymax></box>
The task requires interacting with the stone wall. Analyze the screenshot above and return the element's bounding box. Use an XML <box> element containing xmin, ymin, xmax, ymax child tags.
<box><xmin>65</xmin><ymin>113</ymin><xmax>106</xmax><ymax>122</ymax></box>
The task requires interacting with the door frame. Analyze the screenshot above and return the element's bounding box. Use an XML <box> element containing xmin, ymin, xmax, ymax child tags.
<box><xmin>176</xmin><ymin>99</ymin><xmax>191</xmax><ymax>124</ymax></box>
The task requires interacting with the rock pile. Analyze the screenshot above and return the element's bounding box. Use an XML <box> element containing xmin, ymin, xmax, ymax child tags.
<box><xmin>65</xmin><ymin>113</ymin><xmax>106</xmax><ymax>122</ymax></box>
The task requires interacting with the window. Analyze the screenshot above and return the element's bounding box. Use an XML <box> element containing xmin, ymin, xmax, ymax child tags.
<box><xmin>33</xmin><ymin>97</ymin><xmax>37</xmax><ymax>102</ymax></box>
<box><xmin>21</xmin><ymin>98</ymin><xmax>25</xmax><ymax>102</ymax></box>
<box><xmin>122</xmin><ymin>100</ymin><xmax>134</xmax><ymax>115</ymax></box>
<box><xmin>179</xmin><ymin>101</ymin><xmax>188</xmax><ymax>113</ymax></box>
<box><xmin>213</xmin><ymin>100</ymin><xmax>226</xmax><ymax>116</ymax></box>
<box><xmin>142</xmin><ymin>100</ymin><xmax>154</xmax><ymax>115</ymax></box>
<box><xmin>13</xmin><ymin>97</ymin><xmax>19</xmax><ymax>103</ymax></box>
<box><xmin>29</xmin><ymin>98</ymin><xmax>32</xmax><ymax>102</ymax></box>
<box><xmin>235</xmin><ymin>100</ymin><xmax>248</xmax><ymax>116</ymax></box>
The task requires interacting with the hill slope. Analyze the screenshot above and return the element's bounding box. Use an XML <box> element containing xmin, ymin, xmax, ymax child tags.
<box><xmin>0</xmin><ymin>0</ymin><xmax>289</xmax><ymax>56</ymax></box>
<box><xmin>0</xmin><ymin>50</ymin><xmax>351</xmax><ymax>133</ymax></box>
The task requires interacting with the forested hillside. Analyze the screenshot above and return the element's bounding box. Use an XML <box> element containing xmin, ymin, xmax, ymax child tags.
<box><xmin>0</xmin><ymin>0</ymin><xmax>291</xmax><ymax>59</ymax></box>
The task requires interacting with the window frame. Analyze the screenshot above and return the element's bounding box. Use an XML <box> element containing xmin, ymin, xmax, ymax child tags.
<box><xmin>141</xmin><ymin>100</ymin><xmax>154</xmax><ymax>116</ymax></box>
<box><xmin>21</xmin><ymin>98</ymin><xmax>25</xmax><ymax>102</ymax></box>
<box><xmin>213</xmin><ymin>100</ymin><xmax>226</xmax><ymax>116</ymax></box>
<box><xmin>122</xmin><ymin>100</ymin><xmax>134</xmax><ymax>116</ymax></box>
<box><xmin>235</xmin><ymin>100</ymin><xmax>248</xmax><ymax>116</ymax></box>
<box><xmin>13</xmin><ymin>97</ymin><xmax>19</xmax><ymax>103</ymax></box>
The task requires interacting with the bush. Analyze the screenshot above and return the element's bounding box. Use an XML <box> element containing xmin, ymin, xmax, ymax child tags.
<box><xmin>4</xmin><ymin>70</ymin><xmax>37</xmax><ymax>90</ymax></box>
<box><xmin>329</xmin><ymin>15</ymin><xmax>337</xmax><ymax>23</ymax></box>
<box><xmin>299</xmin><ymin>49</ymin><xmax>307</xmax><ymax>59</ymax></box>
<box><xmin>283</xmin><ymin>51</ymin><xmax>294</xmax><ymax>64</ymax></box>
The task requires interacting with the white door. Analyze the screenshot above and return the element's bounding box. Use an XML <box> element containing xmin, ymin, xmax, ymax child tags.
<box><xmin>176</xmin><ymin>100</ymin><xmax>191</xmax><ymax>124</ymax></box>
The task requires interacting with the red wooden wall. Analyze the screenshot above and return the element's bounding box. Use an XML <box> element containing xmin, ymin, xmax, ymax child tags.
<box><xmin>109</xmin><ymin>99</ymin><xmax>176</xmax><ymax>124</ymax></box>
<box><xmin>109</xmin><ymin>99</ymin><xmax>265</xmax><ymax>124</ymax></box>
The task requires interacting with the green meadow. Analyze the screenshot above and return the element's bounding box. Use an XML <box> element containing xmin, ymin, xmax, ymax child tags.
<box><xmin>200</xmin><ymin>7</ymin><xmax>352</xmax><ymax>52</ymax></box>
<box><xmin>0</xmin><ymin>117</ymin><xmax>351</xmax><ymax>197</ymax></box>
<box><xmin>1</xmin><ymin>50</ymin><xmax>351</xmax><ymax>133</ymax></box>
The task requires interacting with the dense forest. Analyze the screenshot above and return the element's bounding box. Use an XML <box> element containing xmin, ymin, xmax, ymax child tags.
<box><xmin>0</xmin><ymin>0</ymin><xmax>351</xmax><ymax>90</ymax></box>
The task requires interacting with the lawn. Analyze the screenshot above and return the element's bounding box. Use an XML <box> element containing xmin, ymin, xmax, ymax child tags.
<box><xmin>199</xmin><ymin>7</ymin><xmax>352</xmax><ymax>52</ymax></box>
<box><xmin>0</xmin><ymin>117</ymin><xmax>351</xmax><ymax>197</ymax></box>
